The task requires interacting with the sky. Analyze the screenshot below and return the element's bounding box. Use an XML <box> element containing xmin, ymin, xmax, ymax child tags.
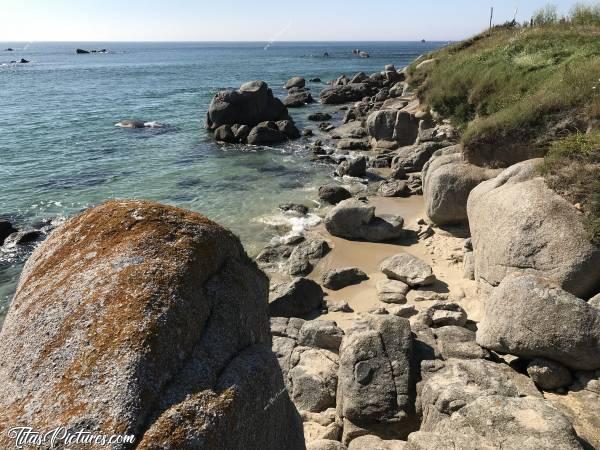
<box><xmin>0</xmin><ymin>0</ymin><xmax>590</xmax><ymax>42</ymax></box>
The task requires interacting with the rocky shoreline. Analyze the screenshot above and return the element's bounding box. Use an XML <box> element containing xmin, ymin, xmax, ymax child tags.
<box><xmin>0</xmin><ymin>55</ymin><xmax>599</xmax><ymax>450</ymax></box>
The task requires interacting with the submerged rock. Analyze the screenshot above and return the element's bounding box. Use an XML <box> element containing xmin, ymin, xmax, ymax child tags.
<box><xmin>0</xmin><ymin>200</ymin><xmax>304</xmax><ymax>450</ymax></box>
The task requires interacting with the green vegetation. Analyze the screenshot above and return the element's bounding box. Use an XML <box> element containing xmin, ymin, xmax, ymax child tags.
<box><xmin>542</xmin><ymin>132</ymin><xmax>600</xmax><ymax>244</ymax></box>
<box><xmin>407</xmin><ymin>3</ymin><xmax>600</xmax><ymax>243</ymax></box>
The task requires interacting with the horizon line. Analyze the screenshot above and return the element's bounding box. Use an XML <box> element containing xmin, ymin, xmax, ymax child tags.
<box><xmin>1</xmin><ymin>39</ymin><xmax>454</xmax><ymax>43</ymax></box>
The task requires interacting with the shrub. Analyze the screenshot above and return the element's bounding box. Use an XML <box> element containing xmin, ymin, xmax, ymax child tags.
<box><xmin>541</xmin><ymin>132</ymin><xmax>600</xmax><ymax>245</ymax></box>
<box><xmin>532</xmin><ymin>4</ymin><xmax>560</xmax><ymax>25</ymax></box>
<box><xmin>570</xmin><ymin>2</ymin><xmax>600</xmax><ymax>25</ymax></box>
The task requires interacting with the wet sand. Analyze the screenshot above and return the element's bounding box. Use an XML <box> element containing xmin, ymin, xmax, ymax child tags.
<box><xmin>306</xmin><ymin>195</ymin><xmax>481</xmax><ymax>329</ymax></box>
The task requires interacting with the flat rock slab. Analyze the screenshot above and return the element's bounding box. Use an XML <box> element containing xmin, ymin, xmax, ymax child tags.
<box><xmin>380</xmin><ymin>253</ymin><xmax>436</xmax><ymax>287</ymax></box>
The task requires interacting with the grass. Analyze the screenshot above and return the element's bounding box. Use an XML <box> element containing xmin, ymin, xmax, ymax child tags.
<box><xmin>541</xmin><ymin>132</ymin><xmax>600</xmax><ymax>245</ymax></box>
<box><xmin>406</xmin><ymin>12</ymin><xmax>600</xmax><ymax>244</ymax></box>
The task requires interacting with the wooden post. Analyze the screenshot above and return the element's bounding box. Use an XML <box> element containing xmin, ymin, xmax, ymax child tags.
<box><xmin>489</xmin><ymin>6</ymin><xmax>494</xmax><ymax>34</ymax></box>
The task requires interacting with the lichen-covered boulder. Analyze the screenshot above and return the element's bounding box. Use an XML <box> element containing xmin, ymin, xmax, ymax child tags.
<box><xmin>0</xmin><ymin>200</ymin><xmax>305</xmax><ymax>450</ymax></box>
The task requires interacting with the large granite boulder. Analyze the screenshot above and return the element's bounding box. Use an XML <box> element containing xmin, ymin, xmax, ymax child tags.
<box><xmin>289</xmin><ymin>346</ymin><xmax>339</xmax><ymax>412</ymax></box>
<box><xmin>0</xmin><ymin>200</ymin><xmax>305</xmax><ymax>450</ymax></box>
<box><xmin>324</xmin><ymin>199</ymin><xmax>404</xmax><ymax>242</ymax></box>
<box><xmin>337</xmin><ymin>314</ymin><xmax>417</xmax><ymax>440</ymax></box>
<box><xmin>467</xmin><ymin>159</ymin><xmax>600</xmax><ymax>298</ymax></box>
<box><xmin>476</xmin><ymin>273</ymin><xmax>600</xmax><ymax>370</ymax></box>
<box><xmin>320</xmin><ymin>83</ymin><xmax>376</xmax><ymax>105</ymax></box>
<box><xmin>206</xmin><ymin>80</ymin><xmax>290</xmax><ymax>129</ymax></box>
<box><xmin>422</xmin><ymin>151</ymin><xmax>499</xmax><ymax>225</ymax></box>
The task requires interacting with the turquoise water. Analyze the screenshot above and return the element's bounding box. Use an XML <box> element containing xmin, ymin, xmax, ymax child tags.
<box><xmin>0</xmin><ymin>41</ymin><xmax>445</xmax><ymax>320</ymax></box>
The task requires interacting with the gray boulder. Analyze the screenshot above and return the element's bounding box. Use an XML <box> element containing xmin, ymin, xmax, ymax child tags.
<box><xmin>590</xmin><ymin>293</ymin><xmax>600</xmax><ymax>309</ymax></box>
<box><xmin>376</xmin><ymin>279</ymin><xmax>410</xmax><ymax>304</ymax></box>
<box><xmin>299</xmin><ymin>320</ymin><xmax>344</xmax><ymax>352</ymax></box>
<box><xmin>206</xmin><ymin>80</ymin><xmax>290</xmax><ymax>129</ymax></box>
<box><xmin>285</xmin><ymin>76</ymin><xmax>306</xmax><ymax>89</ymax></box>
<box><xmin>527</xmin><ymin>358</ymin><xmax>573</xmax><ymax>390</ymax></box>
<box><xmin>269</xmin><ymin>277</ymin><xmax>324</xmax><ymax>317</ymax></box>
<box><xmin>336</xmin><ymin>156</ymin><xmax>367</xmax><ymax>177</ymax></box>
<box><xmin>391</xmin><ymin>142</ymin><xmax>454</xmax><ymax>173</ymax></box>
<box><xmin>0</xmin><ymin>200</ymin><xmax>304</xmax><ymax>450</ymax></box>
<box><xmin>367</xmin><ymin>110</ymin><xmax>418</xmax><ymax>147</ymax></box>
<box><xmin>322</xmin><ymin>267</ymin><xmax>368</xmax><ymax>290</ymax></box>
<box><xmin>284</xmin><ymin>90</ymin><xmax>314</xmax><ymax>107</ymax></box>
<box><xmin>337</xmin><ymin>315</ymin><xmax>416</xmax><ymax>439</ymax></box>
<box><xmin>320</xmin><ymin>83</ymin><xmax>376</xmax><ymax>104</ymax></box>
<box><xmin>214</xmin><ymin>124</ymin><xmax>236</xmax><ymax>143</ymax></box>
<box><xmin>378</xmin><ymin>180</ymin><xmax>410</xmax><ymax>198</ymax></box>
<box><xmin>289</xmin><ymin>346</ymin><xmax>339</xmax><ymax>412</ymax></box>
<box><xmin>325</xmin><ymin>199</ymin><xmax>404</xmax><ymax>242</ymax></box>
<box><xmin>433</xmin><ymin>326</ymin><xmax>490</xmax><ymax>360</ymax></box>
<box><xmin>288</xmin><ymin>239</ymin><xmax>331</xmax><ymax>276</ymax></box>
<box><xmin>423</xmin><ymin>152</ymin><xmax>500</xmax><ymax>225</ymax></box>
<box><xmin>476</xmin><ymin>273</ymin><xmax>600</xmax><ymax>370</ymax></box>
<box><xmin>467</xmin><ymin>159</ymin><xmax>600</xmax><ymax>298</ymax></box>
<box><xmin>380</xmin><ymin>253</ymin><xmax>436</xmax><ymax>287</ymax></box>
<box><xmin>319</xmin><ymin>184</ymin><xmax>352</xmax><ymax>205</ymax></box>
<box><xmin>247</xmin><ymin>121</ymin><xmax>290</xmax><ymax>145</ymax></box>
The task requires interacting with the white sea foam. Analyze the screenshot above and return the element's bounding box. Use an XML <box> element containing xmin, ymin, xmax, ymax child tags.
<box><xmin>254</xmin><ymin>212</ymin><xmax>321</xmax><ymax>238</ymax></box>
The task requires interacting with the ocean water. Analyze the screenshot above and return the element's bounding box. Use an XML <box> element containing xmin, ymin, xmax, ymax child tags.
<box><xmin>0</xmin><ymin>41</ymin><xmax>445</xmax><ymax>322</ymax></box>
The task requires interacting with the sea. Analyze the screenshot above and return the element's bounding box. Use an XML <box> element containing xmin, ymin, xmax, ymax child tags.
<box><xmin>0</xmin><ymin>41</ymin><xmax>446</xmax><ymax>325</ymax></box>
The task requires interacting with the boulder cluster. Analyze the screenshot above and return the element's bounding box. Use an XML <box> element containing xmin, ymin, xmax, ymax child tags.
<box><xmin>206</xmin><ymin>80</ymin><xmax>300</xmax><ymax>145</ymax></box>
<box><xmin>1</xmin><ymin>57</ymin><xmax>599</xmax><ymax>450</ymax></box>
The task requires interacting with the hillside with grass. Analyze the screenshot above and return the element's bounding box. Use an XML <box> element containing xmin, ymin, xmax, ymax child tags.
<box><xmin>407</xmin><ymin>3</ymin><xmax>600</xmax><ymax>244</ymax></box>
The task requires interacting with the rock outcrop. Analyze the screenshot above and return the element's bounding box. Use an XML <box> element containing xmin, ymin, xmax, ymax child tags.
<box><xmin>0</xmin><ymin>200</ymin><xmax>304</xmax><ymax>450</ymax></box>
<box><xmin>467</xmin><ymin>159</ymin><xmax>600</xmax><ymax>298</ymax></box>
<box><xmin>476</xmin><ymin>273</ymin><xmax>600</xmax><ymax>370</ymax></box>
<box><xmin>206</xmin><ymin>81</ymin><xmax>299</xmax><ymax>145</ymax></box>
<box><xmin>367</xmin><ymin>110</ymin><xmax>419</xmax><ymax>148</ymax></box>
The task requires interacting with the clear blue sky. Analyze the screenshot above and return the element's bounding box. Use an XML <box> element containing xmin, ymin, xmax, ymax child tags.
<box><xmin>0</xmin><ymin>0</ymin><xmax>589</xmax><ymax>42</ymax></box>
